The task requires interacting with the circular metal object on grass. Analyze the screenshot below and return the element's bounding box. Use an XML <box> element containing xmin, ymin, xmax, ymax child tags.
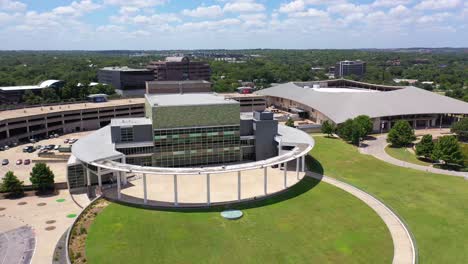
<box><xmin>220</xmin><ymin>210</ymin><xmax>243</xmax><ymax>220</ymax></box>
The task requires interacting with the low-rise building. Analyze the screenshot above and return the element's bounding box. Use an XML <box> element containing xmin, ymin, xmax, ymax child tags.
<box><xmin>334</xmin><ymin>60</ymin><xmax>366</xmax><ymax>78</ymax></box>
<box><xmin>97</xmin><ymin>66</ymin><xmax>154</xmax><ymax>96</ymax></box>
<box><xmin>147</xmin><ymin>56</ymin><xmax>211</xmax><ymax>81</ymax></box>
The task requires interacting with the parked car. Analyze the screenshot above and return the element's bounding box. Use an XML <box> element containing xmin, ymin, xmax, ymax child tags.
<box><xmin>64</xmin><ymin>139</ymin><xmax>70</xmax><ymax>144</ymax></box>
<box><xmin>54</xmin><ymin>145</ymin><xmax>60</xmax><ymax>150</ymax></box>
<box><xmin>2</xmin><ymin>159</ymin><xmax>8</xmax><ymax>165</ymax></box>
<box><xmin>35</xmin><ymin>145</ymin><xmax>42</xmax><ymax>150</ymax></box>
<box><xmin>23</xmin><ymin>146</ymin><xmax>35</xmax><ymax>153</ymax></box>
<box><xmin>54</xmin><ymin>133</ymin><xmax>59</xmax><ymax>138</ymax></box>
<box><xmin>16</xmin><ymin>159</ymin><xmax>22</xmax><ymax>165</ymax></box>
<box><xmin>4</xmin><ymin>145</ymin><xmax>9</xmax><ymax>150</ymax></box>
<box><xmin>24</xmin><ymin>159</ymin><xmax>31</xmax><ymax>165</ymax></box>
<box><xmin>46</xmin><ymin>144</ymin><xmax>55</xmax><ymax>150</ymax></box>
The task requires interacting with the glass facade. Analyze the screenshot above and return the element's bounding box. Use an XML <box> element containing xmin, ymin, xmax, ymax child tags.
<box><xmin>120</xmin><ymin>127</ymin><xmax>134</xmax><ymax>142</ymax></box>
<box><xmin>153</xmin><ymin>125</ymin><xmax>241</xmax><ymax>167</ymax></box>
<box><xmin>67</xmin><ymin>164</ymin><xmax>85</xmax><ymax>189</ymax></box>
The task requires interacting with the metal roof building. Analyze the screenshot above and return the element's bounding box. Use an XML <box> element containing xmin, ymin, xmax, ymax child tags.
<box><xmin>257</xmin><ymin>79</ymin><xmax>468</xmax><ymax>131</ymax></box>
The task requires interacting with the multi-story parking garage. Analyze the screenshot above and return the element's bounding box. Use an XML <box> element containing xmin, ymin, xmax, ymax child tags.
<box><xmin>257</xmin><ymin>79</ymin><xmax>468</xmax><ymax>132</ymax></box>
<box><xmin>0</xmin><ymin>98</ymin><xmax>145</xmax><ymax>146</ymax></box>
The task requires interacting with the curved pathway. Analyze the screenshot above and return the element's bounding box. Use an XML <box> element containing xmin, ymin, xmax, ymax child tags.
<box><xmin>360</xmin><ymin>135</ymin><xmax>467</xmax><ymax>178</ymax></box>
<box><xmin>307</xmin><ymin>172</ymin><xmax>415</xmax><ymax>264</ymax></box>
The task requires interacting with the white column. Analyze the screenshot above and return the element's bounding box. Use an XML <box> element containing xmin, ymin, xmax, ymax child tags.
<box><xmin>264</xmin><ymin>167</ymin><xmax>268</xmax><ymax>195</ymax></box>
<box><xmin>86</xmin><ymin>168</ymin><xmax>91</xmax><ymax>186</ymax></box>
<box><xmin>173</xmin><ymin>174</ymin><xmax>178</xmax><ymax>206</ymax></box>
<box><xmin>143</xmin><ymin>173</ymin><xmax>147</xmax><ymax>204</ymax></box>
<box><xmin>97</xmin><ymin>167</ymin><xmax>102</xmax><ymax>188</ymax></box>
<box><xmin>301</xmin><ymin>156</ymin><xmax>305</xmax><ymax>172</ymax></box>
<box><xmin>121</xmin><ymin>157</ymin><xmax>127</xmax><ymax>185</ymax></box>
<box><xmin>237</xmin><ymin>171</ymin><xmax>241</xmax><ymax>201</ymax></box>
<box><xmin>206</xmin><ymin>174</ymin><xmax>211</xmax><ymax>206</ymax></box>
<box><xmin>296</xmin><ymin>158</ymin><xmax>300</xmax><ymax>180</ymax></box>
<box><xmin>117</xmin><ymin>172</ymin><xmax>121</xmax><ymax>200</ymax></box>
<box><xmin>283</xmin><ymin>162</ymin><xmax>287</xmax><ymax>188</ymax></box>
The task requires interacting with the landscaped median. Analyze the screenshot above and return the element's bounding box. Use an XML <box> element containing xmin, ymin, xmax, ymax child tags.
<box><xmin>384</xmin><ymin>146</ymin><xmax>432</xmax><ymax>166</ymax></box>
<box><xmin>70</xmin><ymin>177</ymin><xmax>393</xmax><ymax>264</ymax></box>
<box><xmin>309</xmin><ymin>135</ymin><xmax>468</xmax><ymax>263</ymax></box>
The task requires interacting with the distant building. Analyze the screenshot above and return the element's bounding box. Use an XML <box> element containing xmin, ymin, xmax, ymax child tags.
<box><xmin>334</xmin><ymin>60</ymin><xmax>366</xmax><ymax>78</ymax></box>
<box><xmin>0</xmin><ymin>80</ymin><xmax>65</xmax><ymax>104</ymax></box>
<box><xmin>97</xmin><ymin>66</ymin><xmax>154</xmax><ymax>96</ymax></box>
<box><xmin>146</xmin><ymin>56</ymin><xmax>211</xmax><ymax>81</ymax></box>
<box><xmin>145</xmin><ymin>80</ymin><xmax>212</xmax><ymax>94</ymax></box>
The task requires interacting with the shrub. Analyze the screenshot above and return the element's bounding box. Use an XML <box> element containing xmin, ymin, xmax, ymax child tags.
<box><xmin>387</xmin><ymin>120</ymin><xmax>416</xmax><ymax>147</ymax></box>
<box><xmin>30</xmin><ymin>163</ymin><xmax>55</xmax><ymax>192</ymax></box>
<box><xmin>432</xmin><ymin>136</ymin><xmax>464</xmax><ymax>167</ymax></box>
<box><xmin>321</xmin><ymin>120</ymin><xmax>335</xmax><ymax>137</ymax></box>
<box><xmin>415</xmin><ymin>134</ymin><xmax>434</xmax><ymax>159</ymax></box>
<box><xmin>1</xmin><ymin>171</ymin><xmax>24</xmax><ymax>197</ymax></box>
<box><xmin>451</xmin><ymin>118</ymin><xmax>468</xmax><ymax>142</ymax></box>
<box><xmin>285</xmin><ymin>117</ymin><xmax>294</xmax><ymax>127</ymax></box>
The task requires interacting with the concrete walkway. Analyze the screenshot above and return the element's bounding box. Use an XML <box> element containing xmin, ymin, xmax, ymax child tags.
<box><xmin>307</xmin><ymin>172</ymin><xmax>415</xmax><ymax>264</ymax></box>
<box><xmin>359</xmin><ymin>135</ymin><xmax>467</xmax><ymax>178</ymax></box>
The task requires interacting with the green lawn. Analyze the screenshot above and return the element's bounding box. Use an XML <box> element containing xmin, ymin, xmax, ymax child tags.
<box><xmin>309</xmin><ymin>136</ymin><xmax>468</xmax><ymax>263</ymax></box>
<box><xmin>384</xmin><ymin>146</ymin><xmax>432</xmax><ymax>166</ymax></box>
<box><xmin>86</xmin><ymin>177</ymin><xmax>393</xmax><ymax>264</ymax></box>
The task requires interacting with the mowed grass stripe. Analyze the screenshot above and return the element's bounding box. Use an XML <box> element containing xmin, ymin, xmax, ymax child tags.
<box><xmin>86</xmin><ymin>177</ymin><xmax>392</xmax><ymax>264</ymax></box>
<box><xmin>309</xmin><ymin>136</ymin><xmax>468</xmax><ymax>263</ymax></box>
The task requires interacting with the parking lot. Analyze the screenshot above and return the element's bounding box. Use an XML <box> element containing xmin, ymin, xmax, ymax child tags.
<box><xmin>0</xmin><ymin>131</ymin><xmax>91</xmax><ymax>185</ymax></box>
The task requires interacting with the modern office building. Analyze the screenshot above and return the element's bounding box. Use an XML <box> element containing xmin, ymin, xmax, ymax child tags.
<box><xmin>334</xmin><ymin>60</ymin><xmax>366</xmax><ymax>78</ymax></box>
<box><xmin>0</xmin><ymin>80</ymin><xmax>65</xmax><ymax>104</ymax></box>
<box><xmin>97</xmin><ymin>66</ymin><xmax>155</xmax><ymax>96</ymax></box>
<box><xmin>67</xmin><ymin>92</ymin><xmax>313</xmax><ymax>207</ymax></box>
<box><xmin>145</xmin><ymin>80</ymin><xmax>212</xmax><ymax>94</ymax></box>
<box><xmin>147</xmin><ymin>56</ymin><xmax>211</xmax><ymax>81</ymax></box>
<box><xmin>257</xmin><ymin>79</ymin><xmax>468</xmax><ymax>132</ymax></box>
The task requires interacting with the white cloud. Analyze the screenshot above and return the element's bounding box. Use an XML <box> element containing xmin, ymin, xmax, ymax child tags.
<box><xmin>289</xmin><ymin>8</ymin><xmax>329</xmax><ymax>18</ymax></box>
<box><xmin>223</xmin><ymin>0</ymin><xmax>265</xmax><ymax>13</ymax></box>
<box><xmin>371</xmin><ymin>0</ymin><xmax>411</xmax><ymax>7</ymax></box>
<box><xmin>279</xmin><ymin>1</ymin><xmax>305</xmax><ymax>13</ymax></box>
<box><xmin>417</xmin><ymin>12</ymin><xmax>451</xmax><ymax>23</ymax></box>
<box><xmin>53</xmin><ymin>1</ymin><xmax>100</xmax><ymax>16</ymax></box>
<box><xmin>389</xmin><ymin>5</ymin><xmax>410</xmax><ymax>16</ymax></box>
<box><xmin>104</xmin><ymin>0</ymin><xmax>167</xmax><ymax>8</ymax></box>
<box><xmin>327</xmin><ymin>3</ymin><xmax>369</xmax><ymax>15</ymax></box>
<box><xmin>111</xmin><ymin>13</ymin><xmax>180</xmax><ymax>25</ymax></box>
<box><xmin>415</xmin><ymin>0</ymin><xmax>461</xmax><ymax>10</ymax></box>
<box><xmin>0</xmin><ymin>0</ymin><xmax>26</xmax><ymax>11</ymax></box>
<box><xmin>178</xmin><ymin>18</ymin><xmax>241</xmax><ymax>31</ymax></box>
<box><xmin>182</xmin><ymin>5</ymin><xmax>223</xmax><ymax>18</ymax></box>
<box><xmin>119</xmin><ymin>6</ymin><xmax>139</xmax><ymax>15</ymax></box>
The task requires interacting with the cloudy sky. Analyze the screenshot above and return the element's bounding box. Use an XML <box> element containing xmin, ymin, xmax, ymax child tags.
<box><xmin>0</xmin><ymin>0</ymin><xmax>467</xmax><ymax>50</ymax></box>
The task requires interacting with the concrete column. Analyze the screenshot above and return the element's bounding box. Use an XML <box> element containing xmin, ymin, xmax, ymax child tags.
<box><xmin>264</xmin><ymin>167</ymin><xmax>268</xmax><ymax>195</ymax></box>
<box><xmin>301</xmin><ymin>156</ymin><xmax>305</xmax><ymax>172</ymax></box>
<box><xmin>173</xmin><ymin>174</ymin><xmax>178</xmax><ymax>206</ymax></box>
<box><xmin>143</xmin><ymin>174</ymin><xmax>147</xmax><ymax>204</ymax></box>
<box><xmin>206</xmin><ymin>174</ymin><xmax>211</xmax><ymax>206</ymax></box>
<box><xmin>117</xmin><ymin>172</ymin><xmax>121</xmax><ymax>200</ymax></box>
<box><xmin>97</xmin><ymin>167</ymin><xmax>102</xmax><ymax>188</ymax></box>
<box><xmin>283</xmin><ymin>162</ymin><xmax>287</xmax><ymax>188</ymax></box>
<box><xmin>86</xmin><ymin>168</ymin><xmax>91</xmax><ymax>186</ymax></box>
<box><xmin>296</xmin><ymin>158</ymin><xmax>300</xmax><ymax>180</ymax></box>
<box><xmin>237</xmin><ymin>171</ymin><xmax>241</xmax><ymax>201</ymax></box>
<box><xmin>121</xmin><ymin>157</ymin><xmax>127</xmax><ymax>185</ymax></box>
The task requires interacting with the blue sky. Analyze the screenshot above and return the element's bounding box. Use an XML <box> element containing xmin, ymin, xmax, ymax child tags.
<box><xmin>0</xmin><ymin>0</ymin><xmax>466</xmax><ymax>50</ymax></box>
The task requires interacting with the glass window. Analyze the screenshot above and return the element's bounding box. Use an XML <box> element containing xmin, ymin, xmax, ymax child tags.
<box><xmin>121</xmin><ymin>127</ymin><xmax>134</xmax><ymax>142</ymax></box>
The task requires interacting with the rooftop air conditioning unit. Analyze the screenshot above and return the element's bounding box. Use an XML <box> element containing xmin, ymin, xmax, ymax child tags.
<box><xmin>313</xmin><ymin>84</ymin><xmax>320</xmax><ymax>88</ymax></box>
<box><xmin>304</xmin><ymin>86</ymin><xmax>310</xmax><ymax>89</ymax></box>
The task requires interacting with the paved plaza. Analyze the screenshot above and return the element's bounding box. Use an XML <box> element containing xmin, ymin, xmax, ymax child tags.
<box><xmin>105</xmin><ymin>165</ymin><xmax>306</xmax><ymax>206</ymax></box>
<box><xmin>0</xmin><ymin>190</ymin><xmax>81</xmax><ymax>264</ymax></box>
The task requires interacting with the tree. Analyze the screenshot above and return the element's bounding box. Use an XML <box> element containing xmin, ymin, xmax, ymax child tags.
<box><xmin>354</xmin><ymin>115</ymin><xmax>373</xmax><ymax>137</ymax></box>
<box><xmin>415</xmin><ymin>134</ymin><xmax>434</xmax><ymax>159</ymax></box>
<box><xmin>285</xmin><ymin>117</ymin><xmax>295</xmax><ymax>127</ymax></box>
<box><xmin>1</xmin><ymin>171</ymin><xmax>24</xmax><ymax>197</ymax></box>
<box><xmin>30</xmin><ymin>163</ymin><xmax>55</xmax><ymax>192</ymax></box>
<box><xmin>387</xmin><ymin>120</ymin><xmax>416</xmax><ymax>147</ymax></box>
<box><xmin>337</xmin><ymin>119</ymin><xmax>354</xmax><ymax>142</ymax></box>
<box><xmin>451</xmin><ymin>118</ymin><xmax>468</xmax><ymax>142</ymax></box>
<box><xmin>431</xmin><ymin>136</ymin><xmax>464</xmax><ymax>167</ymax></box>
<box><xmin>321</xmin><ymin>120</ymin><xmax>335</xmax><ymax>137</ymax></box>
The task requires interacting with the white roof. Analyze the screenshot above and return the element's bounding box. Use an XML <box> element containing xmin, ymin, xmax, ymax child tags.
<box><xmin>71</xmin><ymin>126</ymin><xmax>123</xmax><ymax>163</ymax></box>
<box><xmin>39</xmin><ymin>80</ymin><xmax>62</xmax><ymax>88</ymax></box>
<box><xmin>257</xmin><ymin>81</ymin><xmax>468</xmax><ymax>124</ymax></box>
<box><xmin>0</xmin><ymin>79</ymin><xmax>62</xmax><ymax>91</ymax></box>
